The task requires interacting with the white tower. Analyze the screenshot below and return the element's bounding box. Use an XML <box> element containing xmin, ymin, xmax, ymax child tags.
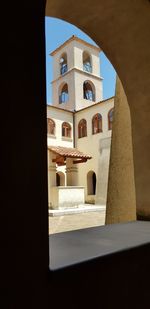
<box><xmin>50</xmin><ymin>35</ymin><xmax>103</xmax><ymax>111</ymax></box>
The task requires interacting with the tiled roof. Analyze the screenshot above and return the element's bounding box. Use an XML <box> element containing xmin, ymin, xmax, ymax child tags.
<box><xmin>48</xmin><ymin>146</ymin><xmax>92</xmax><ymax>160</ymax></box>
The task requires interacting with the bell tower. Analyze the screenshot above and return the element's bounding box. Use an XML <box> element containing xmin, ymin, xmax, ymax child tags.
<box><xmin>50</xmin><ymin>35</ymin><xmax>103</xmax><ymax>111</ymax></box>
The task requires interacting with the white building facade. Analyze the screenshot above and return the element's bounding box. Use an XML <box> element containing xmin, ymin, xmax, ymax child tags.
<box><xmin>47</xmin><ymin>35</ymin><xmax>114</xmax><ymax>209</ymax></box>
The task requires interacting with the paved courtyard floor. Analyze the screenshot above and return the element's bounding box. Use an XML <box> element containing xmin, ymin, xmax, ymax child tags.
<box><xmin>49</xmin><ymin>209</ymin><xmax>106</xmax><ymax>234</ymax></box>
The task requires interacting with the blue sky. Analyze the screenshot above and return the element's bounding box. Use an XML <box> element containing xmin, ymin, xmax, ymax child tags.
<box><xmin>45</xmin><ymin>17</ymin><xmax>116</xmax><ymax>104</ymax></box>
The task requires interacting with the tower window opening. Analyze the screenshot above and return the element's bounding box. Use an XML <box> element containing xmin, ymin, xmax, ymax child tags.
<box><xmin>47</xmin><ymin>118</ymin><xmax>55</xmax><ymax>135</ymax></box>
<box><xmin>78</xmin><ymin>119</ymin><xmax>87</xmax><ymax>138</ymax></box>
<box><xmin>59</xmin><ymin>83</ymin><xmax>69</xmax><ymax>104</ymax></box>
<box><xmin>60</xmin><ymin>53</ymin><xmax>68</xmax><ymax>75</ymax></box>
<box><xmin>62</xmin><ymin>122</ymin><xmax>71</xmax><ymax>138</ymax></box>
<box><xmin>92</xmin><ymin>113</ymin><xmax>102</xmax><ymax>134</ymax></box>
<box><xmin>108</xmin><ymin>108</ymin><xmax>114</xmax><ymax>130</ymax></box>
<box><xmin>83</xmin><ymin>51</ymin><xmax>92</xmax><ymax>73</ymax></box>
<box><xmin>83</xmin><ymin>81</ymin><xmax>95</xmax><ymax>101</ymax></box>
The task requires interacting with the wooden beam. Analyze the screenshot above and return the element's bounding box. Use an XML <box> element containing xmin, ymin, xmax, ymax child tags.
<box><xmin>73</xmin><ymin>158</ymin><xmax>87</xmax><ymax>164</ymax></box>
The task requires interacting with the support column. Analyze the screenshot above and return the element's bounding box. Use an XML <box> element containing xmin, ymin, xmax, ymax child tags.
<box><xmin>105</xmin><ymin>77</ymin><xmax>136</xmax><ymax>224</ymax></box>
<box><xmin>47</xmin><ymin>150</ymin><xmax>57</xmax><ymax>208</ymax></box>
<box><xmin>66</xmin><ymin>158</ymin><xmax>78</xmax><ymax>186</ymax></box>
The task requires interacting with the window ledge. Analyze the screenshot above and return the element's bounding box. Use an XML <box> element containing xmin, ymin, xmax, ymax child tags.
<box><xmin>49</xmin><ymin>221</ymin><xmax>150</xmax><ymax>271</ymax></box>
<box><xmin>47</xmin><ymin>134</ymin><xmax>56</xmax><ymax>139</ymax></box>
<box><xmin>62</xmin><ymin>137</ymin><xmax>73</xmax><ymax>141</ymax></box>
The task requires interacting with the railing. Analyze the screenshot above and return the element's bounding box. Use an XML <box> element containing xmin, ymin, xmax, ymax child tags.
<box><xmin>84</xmin><ymin>91</ymin><xmax>95</xmax><ymax>101</ymax></box>
<box><xmin>83</xmin><ymin>63</ymin><xmax>92</xmax><ymax>73</ymax></box>
<box><xmin>59</xmin><ymin>93</ymin><xmax>69</xmax><ymax>104</ymax></box>
<box><xmin>60</xmin><ymin>64</ymin><xmax>68</xmax><ymax>75</ymax></box>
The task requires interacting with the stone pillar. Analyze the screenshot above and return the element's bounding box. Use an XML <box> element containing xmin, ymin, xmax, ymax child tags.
<box><xmin>105</xmin><ymin>77</ymin><xmax>136</xmax><ymax>224</ymax></box>
<box><xmin>95</xmin><ymin>137</ymin><xmax>111</xmax><ymax>205</ymax></box>
<box><xmin>47</xmin><ymin>150</ymin><xmax>57</xmax><ymax>208</ymax></box>
<box><xmin>66</xmin><ymin>158</ymin><xmax>78</xmax><ymax>186</ymax></box>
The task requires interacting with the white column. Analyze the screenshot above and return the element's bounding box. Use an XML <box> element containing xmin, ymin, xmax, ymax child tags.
<box><xmin>106</xmin><ymin>77</ymin><xmax>136</xmax><ymax>224</ymax></box>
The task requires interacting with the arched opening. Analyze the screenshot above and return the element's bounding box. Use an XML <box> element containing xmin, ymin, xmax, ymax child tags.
<box><xmin>83</xmin><ymin>51</ymin><xmax>92</xmax><ymax>73</ymax></box>
<box><xmin>62</xmin><ymin>122</ymin><xmax>71</xmax><ymax>138</ymax></box>
<box><xmin>59</xmin><ymin>83</ymin><xmax>69</xmax><ymax>103</ymax></box>
<box><xmin>56</xmin><ymin>172</ymin><xmax>65</xmax><ymax>186</ymax></box>
<box><xmin>47</xmin><ymin>118</ymin><xmax>55</xmax><ymax>135</ymax></box>
<box><xmin>87</xmin><ymin>171</ymin><xmax>96</xmax><ymax>195</ymax></box>
<box><xmin>83</xmin><ymin>81</ymin><xmax>95</xmax><ymax>101</ymax></box>
<box><xmin>92</xmin><ymin>113</ymin><xmax>102</xmax><ymax>134</ymax></box>
<box><xmin>78</xmin><ymin>119</ymin><xmax>87</xmax><ymax>138</ymax></box>
<box><xmin>108</xmin><ymin>108</ymin><xmax>114</xmax><ymax>130</ymax></box>
<box><xmin>60</xmin><ymin>52</ymin><xmax>68</xmax><ymax>75</ymax></box>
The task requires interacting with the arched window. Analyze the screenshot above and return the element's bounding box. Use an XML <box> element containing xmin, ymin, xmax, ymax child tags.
<box><xmin>47</xmin><ymin>118</ymin><xmax>55</xmax><ymax>135</ymax></box>
<box><xmin>78</xmin><ymin>119</ymin><xmax>87</xmax><ymax>138</ymax></box>
<box><xmin>92</xmin><ymin>113</ymin><xmax>102</xmax><ymax>134</ymax></box>
<box><xmin>83</xmin><ymin>81</ymin><xmax>95</xmax><ymax>101</ymax></box>
<box><xmin>62</xmin><ymin>122</ymin><xmax>71</xmax><ymax>138</ymax></box>
<box><xmin>59</xmin><ymin>83</ymin><xmax>69</xmax><ymax>104</ymax></box>
<box><xmin>108</xmin><ymin>108</ymin><xmax>114</xmax><ymax>130</ymax></box>
<box><xmin>60</xmin><ymin>53</ymin><xmax>68</xmax><ymax>75</ymax></box>
<box><xmin>83</xmin><ymin>51</ymin><xmax>92</xmax><ymax>73</ymax></box>
<box><xmin>87</xmin><ymin>171</ymin><xmax>96</xmax><ymax>195</ymax></box>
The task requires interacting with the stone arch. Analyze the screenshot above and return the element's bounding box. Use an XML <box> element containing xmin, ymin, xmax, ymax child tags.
<box><xmin>87</xmin><ymin>171</ymin><xmax>96</xmax><ymax>195</ymax></box>
<box><xmin>47</xmin><ymin>118</ymin><xmax>55</xmax><ymax>135</ymax></box>
<box><xmin>78</xmin><ymin>119</ymin><xmax>87</xmax><ymax>138</ymax></box>
<box><xmin>45</xmin><ymin>3</ymin><xmax>138</xmax><ymax>220</ymax></box>
<box><xmin>62</xmin><ymin>122</ymin><xmax>71</xmax><ymax>137</ymax></box>
<box><xmin>56</xmin><ymin>172</ymin><xmax>65</xmax><ymax>186</ymax></box>
<box><xmin>92</xmin><ymin>113</ymin><xmax>102</xmax><ymax>134</ymax></box>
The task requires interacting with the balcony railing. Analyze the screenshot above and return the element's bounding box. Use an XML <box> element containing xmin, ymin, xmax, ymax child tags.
<box><xmin>83</xmin><ymin>63</ymin><xmax>92</xmax><ymax>73</ymax></box>
<box><xmin>60</xmin><ymin>64</ymin><xmax>68</xmax><ymax>75</ymax></box>
<box><xmin>84</xmin><ymin>91</ymin><xmax>95</xmax><ymax>101</ymax></box>
<box><xmin>59</xmin><ymin>93</ymin><xmax>69</xmax><ymax>104</ymax></box>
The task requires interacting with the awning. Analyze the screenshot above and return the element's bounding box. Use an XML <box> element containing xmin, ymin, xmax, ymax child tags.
<box><xmin>48</xmin><ymin>145</ymin><xmax>92</xmax><ymax>165</ymax></box>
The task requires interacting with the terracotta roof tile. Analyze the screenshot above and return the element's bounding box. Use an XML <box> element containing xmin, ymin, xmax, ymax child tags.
<box><xmin>48</xmin><ymin>146</ymin><xmax>92</xmax><ymax>160</ymax></box>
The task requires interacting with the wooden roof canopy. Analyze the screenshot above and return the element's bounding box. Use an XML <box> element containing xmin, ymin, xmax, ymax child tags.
<box><xmin>48</xmin><ymin>146</ymin><xmax>92</xmax><ymax>166</ymax></box>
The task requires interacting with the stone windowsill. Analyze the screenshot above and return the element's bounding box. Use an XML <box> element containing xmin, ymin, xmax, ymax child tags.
<box><xmin>62</xmin><ymin>137</ymin><xmax>73</xmax><ymax>142</ymax></box>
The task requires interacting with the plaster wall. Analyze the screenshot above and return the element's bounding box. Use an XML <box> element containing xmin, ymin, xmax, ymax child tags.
<box><xmin>75</xmin><ymin>98</ymin><xmax>114</xmax><ymax>202</ymax></box>
<box><xmin>50</xmin><ymin>186</ymin><xmax>85</xmax><ymax>209</ymax></box>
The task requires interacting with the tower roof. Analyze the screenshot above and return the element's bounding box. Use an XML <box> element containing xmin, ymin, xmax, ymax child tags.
<box><xmin>50</xmin><ymin>35</ymin><xmax>100</xmax><ymax>56</ymax></box>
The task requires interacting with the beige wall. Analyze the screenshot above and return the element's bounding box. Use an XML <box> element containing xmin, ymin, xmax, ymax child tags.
<box><xmin>47</xmin><ymin>105</ymin><xmax>74</xmax><ymax>183</ymax></box>
<box><xmin>47</xmin><ymin>98</ymin><xmax>114</xmax><ymax>205</ymax></box>
<box><xmin>47</xmin><ymin>105</ymin><xmax>74</xmax><ymax>148</ymax></box>
<box><xmin>75</xmin><ymin>98</ymin><xmax>114</xmax><ymax>202</ymax></box>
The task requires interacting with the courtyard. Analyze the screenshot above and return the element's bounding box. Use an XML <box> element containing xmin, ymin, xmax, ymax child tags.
<box><xmin>49</xmin><ymin>207</ymin><xmax>106</xmax><ymax>234</ymax></box>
